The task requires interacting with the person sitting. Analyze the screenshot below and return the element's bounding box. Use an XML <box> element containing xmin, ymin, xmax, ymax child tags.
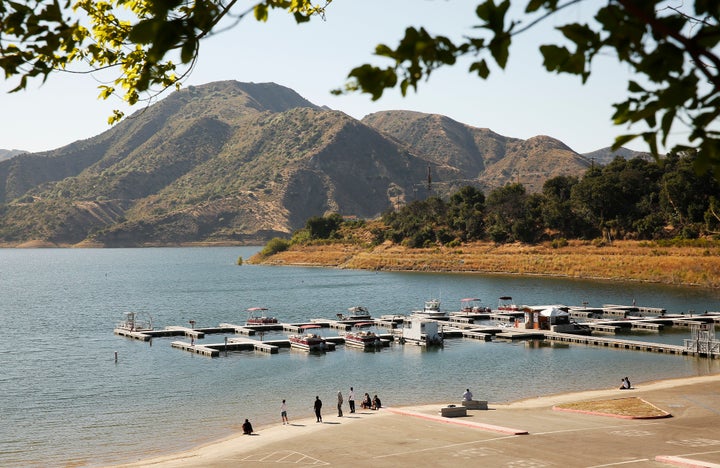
<box><xmin>463</xmin><ymin>388</ymin><xmax>473</xmax><ymax>401</ymax></box>
<box><xmin>361</xmin><ymin>393</ymin><xmax>372</xmax><ymax>409</ymax></box>
<box><xmin>619</xmin><ymin>377</ymin><xmax>631</xmax><ymax>390</ymax></box>
<box><xmin>242</xmin><ymin>418</ymin><xmax>254</xmax><ymax>434</ymax></box>
<box><xmin>372</xmin><ymin>394</ymin><xmax>381</xmax><ymax>410</ymax></box>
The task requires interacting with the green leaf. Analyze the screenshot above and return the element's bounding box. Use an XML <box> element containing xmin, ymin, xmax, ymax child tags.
<box><xmin>612</xmin><ymin>133</ymin><xmax>639</xmax><ymax>151</ymax></box>
<box><xmin>627</xmin><ymin>81</ymin><xmax>645</xmax><ymax>93</ymax></box>
<box><xmin>469</xmin><ymin>59</ymin><xmax>490</xmax><ymax>79</ymax></box>
<box><xmin>254</xmin><ymin>4</ymin><xmax>268</xmax><ymax>22</ymax></box>
<box><xmin>539</xmin><ymin>44</ymin><xmax>569</xmax><ymax>72</ymax></box>
<box><xmin>180</xmin><ymin>39</ymin><xmax>196</xmax><ymax>64</ymax></box>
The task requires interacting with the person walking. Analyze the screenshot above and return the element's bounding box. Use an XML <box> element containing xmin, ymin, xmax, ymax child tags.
<box><xmin>314</xmin><ymin>396</ymin><xmax>323</xmax><ymax>423</ymax></box>
<box><xmin>281</xmin><ymin>399</ymin><xmax>289</xmax><ymax>425</ymax></box>
<box><xmin>337</xmin><ymin>390</ymin><xmax>344</xmax><ymax>417</ymax></box>
<box><xmin>348</xmin><ymin>387</ymin><xmax>355</xmax><ymax>413</ymax></box>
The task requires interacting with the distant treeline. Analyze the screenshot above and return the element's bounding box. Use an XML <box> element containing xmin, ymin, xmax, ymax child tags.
<box><xmin>262</xmin><ymin>153</ymin><xmax>720</xmax><ymax>254</ymax></box>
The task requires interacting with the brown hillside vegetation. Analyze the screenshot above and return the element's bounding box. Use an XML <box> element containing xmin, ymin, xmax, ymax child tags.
<box><xmin>249</xmin><ymin>240</ymin><xmax>720</xmax><ymax>289</ymax></box>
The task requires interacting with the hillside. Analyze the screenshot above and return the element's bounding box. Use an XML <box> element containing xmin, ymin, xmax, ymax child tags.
<box><xmin>0</xmin><ymin>81</ymin><xmax>632</xmax><ymax>247</ymax></box>
<box><xmin>250</xmin><ymin>240</ymin><xmax>720</xmax><ymax>289</ymax></box>
<box><xmin>0</xmin><ymin>149</ymin><xmax>26</xmax><ymax>161</ymax></box>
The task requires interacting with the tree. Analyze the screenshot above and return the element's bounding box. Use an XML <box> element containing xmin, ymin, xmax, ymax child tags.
<box><xmin>447</xmin><ymin>185</ymin><xmax>485</xmax><ymax>241</ymax></box>
<box><xmin>338</xmin><ymin>1</ymin><xmax>720</xmax><ymax>176</ymax></box>
<box><xmin>541</xmin><ymin>175</ymin><xmax>594</xmax><ymax>238</ymax></box>
<box><xmin>0</xmin><ymin>0</ymin><xmax>329</xmax><ymax>122</ymax></box>
<box><xmin>485</xmin><ymin>183</ymin><xmax>538</xmax><ymax>243</ymax></box>
<box><xmin>305</xmin><ymin>212</ymin><xmax>343</xmax><ymax>239</ymax></box>
<box><xmin>2</xmin><ymin>0</ymin><xmax>720</xmax><ymax>175</ymax></box>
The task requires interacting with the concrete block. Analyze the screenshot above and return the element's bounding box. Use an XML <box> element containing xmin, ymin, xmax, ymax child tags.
<box><xmin>440</xmin><ymin>406</ymin><xmax>467</xmax><ymax>417</ymax></box>
<box><xmin>461</xmin><ymin>400</ymin><xmax>488</xmax><ymax>410</ymax></box>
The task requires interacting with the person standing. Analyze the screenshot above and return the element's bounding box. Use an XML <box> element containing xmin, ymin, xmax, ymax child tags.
<box><xmin>348</xmin><ymin>387</ymin><xmax>355</xmax><ymax>413</ymax></box>
<box><xmin>281</xmin><ymin>399</ymin><xmax>289</xmax><ymax>425</ymax></box>
<box><xmin>337</xmin><ymin>390</ymin><xmax>344</xmax><ymax>417</ymax></box>
<box><xmin>314</xmin><ymin>396</ymin><xmax>322</xmax><ymax>422</ymax></box>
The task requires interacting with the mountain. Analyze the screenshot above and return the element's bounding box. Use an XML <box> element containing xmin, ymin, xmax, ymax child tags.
<box><xmin>0</xmin><ymin>149</ymin><xmax>27</xmax><ymax>161</ymax></box>
<box><xmin>362</xmin><ymin>111</ymin><xmax>590</xmax><ymax>193</ymax></box>
<box><xmin>0</xmin><ymin>81</ymin><xmax>626</xmax><ymax>247</ymax></box>
<box><xmin>582</xmin><ymin>147</ymin><xmax>653</xmax><ymax>166</ymax></box>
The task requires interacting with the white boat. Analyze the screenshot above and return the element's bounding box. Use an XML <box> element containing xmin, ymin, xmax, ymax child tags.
<box><xmin>412</xmin><ymin>299</ymin><xmax>446</xmax><ymax>318</ymax></box>
<box><xmin>245</xmin><ymin>307</ymin><xmax>278</xmax><ymax>325</ymax></box>
<box><xmin>337</xmin><ymin>306</ymin><xmax>372</xmax><ymax>321</ymax></box>
<box><xmin>116</xmin><ymin>311</ymin><xmax>153</xmax><ymax>332</ymax></box>
<box><xmin>289</xmin><ymin>325</ymin><xmax>327</xmax><ymax>351</ymax></box>
<box><xmin>344</xmin><ymin>323</ymin><xmax>382</xmax><ymax>349</ymax></box>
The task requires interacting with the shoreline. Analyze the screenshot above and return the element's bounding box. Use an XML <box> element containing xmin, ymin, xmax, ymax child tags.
<box><xmin>250</xmin><ymin>240</ymin><xmax>720</xmax><ymax>289</ymax></box>
<box><xmin>110</xmin><ymin>373</ymin><xmax>720</xmax><ymax>467</ymax></box>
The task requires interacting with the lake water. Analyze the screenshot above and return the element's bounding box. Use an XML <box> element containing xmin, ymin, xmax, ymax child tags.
<box><xmin>2</xmin><ymin>247</ymin><xmax>720</xmax><ymax>467</ymax></box>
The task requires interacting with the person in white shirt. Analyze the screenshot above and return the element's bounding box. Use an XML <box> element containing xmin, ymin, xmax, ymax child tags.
<box><xmin>463</xmin><ymin>388</ymin><xmax>473</xmax><ymax>401</ymax></box>
<box><xmin>348</xmin><ymin>387</ymin><xmax>355</xmax><ymax>413</ymax></box>
<box><xmin>281</xmin><ymin>399</ymin><xmax>289</xmax><ymax>424</ymax></box>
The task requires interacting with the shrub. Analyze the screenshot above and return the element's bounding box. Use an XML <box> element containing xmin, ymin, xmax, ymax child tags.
<box><xmin>260</xmin><ymin>237</ymin><xmax>290</xmax><ymax>256</ymax></box>
<box><xmin>551</xmin><ymin>238</ymin><xmax>568</xmax><ymax>249</ymax></box>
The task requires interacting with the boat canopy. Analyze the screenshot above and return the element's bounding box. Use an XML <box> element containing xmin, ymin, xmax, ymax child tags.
<box><xmin>247</xmin><ymin>307</ymin><xmax>268</xmax><ymax>311</ymax></box>
<box><xmin>354</xmin><ymin>322</ymin><xmax>374</xmax><ymax>327</ymax></box>
<box><xmin>540</xmin><ymin>307</ymin><xmax>569</xmax><ymax>317</ymax></box>
<box><xmin>300</xmin><ymin>324</ymin><xmax>322</xmax><ymax>329</ymax></box>
<box><xmin>499</xmin><ymin>296</ymin><xmax>513</xmax><ymax>300</ymax></box>
<box><xmin>460</xmin><ymin>298</ymin><xmax>481</xmax><ymax>302</ymax></box>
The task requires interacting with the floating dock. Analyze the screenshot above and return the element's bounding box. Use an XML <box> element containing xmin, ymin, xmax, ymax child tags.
<box><xmin>115</xmin><ymin>306</ymin><xmax>720</xmax><ymax>359</ymax></box>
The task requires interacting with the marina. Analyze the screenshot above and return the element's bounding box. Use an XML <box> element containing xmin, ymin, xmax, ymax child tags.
<box><xmin>115</xmin><ymin>305</ymin><xmax>720</xmax><ymax>358</ymax></box>
<box><xmin>5</xmin><ymin>246</ymin><xmax>720</xmax><ymax>468</ymax></box>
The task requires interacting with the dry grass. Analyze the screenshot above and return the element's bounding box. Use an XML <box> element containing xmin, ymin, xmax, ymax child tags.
<box><xmin>554</xmin><ymin>397</ymin><xmax>670</xmax><ymax>419</ymax></box>
<box><xmin>250</xmin><ymin>239</ymin><xmax>720</xmax><ymax>288</ymax></box>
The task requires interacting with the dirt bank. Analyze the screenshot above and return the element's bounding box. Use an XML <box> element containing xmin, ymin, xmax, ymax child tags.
<box><xmin>249</xmin><ymin>240</ymin><xmax>720</xmax><ymax>288</ymax></box>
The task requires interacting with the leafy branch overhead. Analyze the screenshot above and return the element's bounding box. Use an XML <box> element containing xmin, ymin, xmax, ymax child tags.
<box><xmin>1</xmin><ymin>0</ymin><xmax>719</xmax><ymax>174</ymax></box>
<box><xmin>336</xmin><ymin>0</ymin><xmax>720</xmax><ymax>175</ymax></box>
<box><xmin>0</xmin><ymin>0</ymin><xmax>329</xmax><ymax>122</ymax></box>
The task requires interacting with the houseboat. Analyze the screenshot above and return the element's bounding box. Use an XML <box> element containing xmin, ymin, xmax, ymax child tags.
<box><xmin>401</xmin><ymin>317</ymin><xmax>444</xmax><ymax>346</ymax></box>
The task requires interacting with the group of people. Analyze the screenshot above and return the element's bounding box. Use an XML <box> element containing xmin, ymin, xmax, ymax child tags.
<box><xmin>243</xmin><ymin>387</ymin><xmax>383</xmax><ymax>433</ymax></box>
<box><xmin>359</xmin><ymin>392</ymin><xmax>381</xmax><ymax>410</ymax></box>
<box><xmin>619</xmin><ymin>376</ymin><xmax>632</xmax><ymax>389</ymax></box>
<box><xmin>317</xmin><ymin>387</ymin><xmax>381</xmax><ymax>421</ymax></box>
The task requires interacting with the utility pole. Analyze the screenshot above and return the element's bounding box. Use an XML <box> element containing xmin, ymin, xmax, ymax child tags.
<box><xmin>427</xmin><ymin>165</ymin><xmax>432</xmax><ymax>196</ymax></box>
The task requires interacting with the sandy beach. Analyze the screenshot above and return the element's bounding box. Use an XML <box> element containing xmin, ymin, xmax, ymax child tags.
<box><xmin>112</xmin><ymin>374</ymin><xmax>720</xmax><ymax>467</ymax></box>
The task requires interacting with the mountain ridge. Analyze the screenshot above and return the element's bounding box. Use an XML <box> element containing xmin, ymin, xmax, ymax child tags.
<box><xmin>0</xmin><ymin>80</ymin><xmax>650</xmax><ymax>246</ymax></box>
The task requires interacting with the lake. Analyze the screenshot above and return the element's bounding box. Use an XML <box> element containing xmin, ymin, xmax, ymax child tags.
<box><xmin>1</xmin><ymin>247</ymin><xmax>719</xmax><ymax>467</ymax></box>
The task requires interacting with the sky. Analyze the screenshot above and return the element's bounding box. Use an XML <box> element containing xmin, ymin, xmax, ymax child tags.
<box><xmin>0</xmin><ymin>0</ymin><xmax>687</xmax><ymax>154</ymax></box>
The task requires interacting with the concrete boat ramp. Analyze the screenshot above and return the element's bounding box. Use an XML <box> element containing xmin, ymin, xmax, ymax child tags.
<box><xmin>115</xmin><ymin>309</ymin><xmax>720</xmax><ymax>359</ymax></box>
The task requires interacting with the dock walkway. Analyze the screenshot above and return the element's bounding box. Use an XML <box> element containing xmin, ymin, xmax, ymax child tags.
<box><xmin>116</xmin><ymin>309</ymin><xmax>720</xmax><ymax>359</ymax></box>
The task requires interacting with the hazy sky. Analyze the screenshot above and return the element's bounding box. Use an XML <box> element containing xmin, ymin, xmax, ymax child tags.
<box><xmin>0</xmin><ymin>1</ymin><xmax>687</xmax><ymax>154</ymax></box>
